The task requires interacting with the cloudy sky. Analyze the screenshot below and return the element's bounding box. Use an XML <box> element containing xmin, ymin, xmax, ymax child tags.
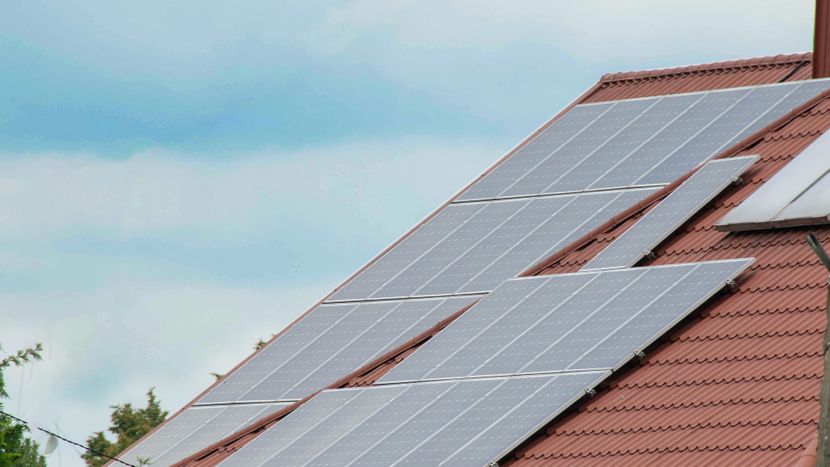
<box><xmin>0</xmin><ymin>1</ymin><xmax>815</xmax><ymax>465</ymax></box>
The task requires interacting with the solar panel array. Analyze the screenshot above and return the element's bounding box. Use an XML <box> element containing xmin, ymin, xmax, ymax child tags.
<box><xmin>582</xmin><ymin>156</ymin><xmax>758</xmax><ymax>271</ymax></box>
<box><xmin>381</xmin><ymin>259</ymin><xmax>752</xmax><ymax>383</ymax></box>
<box><xmin>222</xmin><ymin>258</ymin><xmax>752</xmax><ymax>466</ymax></box>
<box><xmin>458</xmin><ymin>80</ymin><xmax>830</xmax><ymax>201</ymax></box>
<box><xmin>328</xmin><ymin>188</ymin><xmax>657</xmax><ymax>301</ymax></box>
<box><xmin>136</xmin><ymin>79</ymin><xmax>816</xmax><ymax>465</ymax></box>
<box><xmin>120</xmin><ymin>403</ymin><xmax>289</xmax><ymax>467</ymax></box>
<box><xmin>198</xmin><ymin>295</ymin><xmax>481</xmax><ymax>404</ymax></box>
<box><xmin>216</xmin><ymin>372</ymin><xmax>607</xmax><ymax>467</ymax></box>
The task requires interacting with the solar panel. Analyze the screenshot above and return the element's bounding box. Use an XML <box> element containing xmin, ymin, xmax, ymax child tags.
<box><xmin>545</xmin><ymin>93</ymin><xmax>704</xmax><ymax>194</ymax></box>
<box><xmin>499</xmin><ymin>98</ymin><xmax>659</xmax><ymax>197</ymax></box>
<box><xmin>634</xmin><ymin>85</ymin><xmax>791</xmax><ymax>185</ymax></box>
<box><xmin>591</xmin><ymin>87</ymin><xmax>751</xmax><ymax>190</ymax></box>
<box><xmin>582</xmin><ymin>156</ymin><xmax>758</xmax><ymax>271</ymax></box>
<box><xmin>380</xmin><ymin>259</ymin><xmax>752</xmax><ymax>384</ymax></box>
<box><xmin>198</xmin><ymin>295</ymin><xmax>480</xmax><ymax>405</ymax></box>
<box><xmin>458</xmin><ymin>103</ymin><xmax>614</xmax><ymax>201</ymax></box>
<box><xmin>217</xmin><ymin>372</ymin><xmax>608</xmax><ymax>467</ymax></box>
<box><xmin>329</xmin><ymin>188</ymin><xmax>657</xmax><ymax>302</ymax></box>
<box><xmin>120</xmin><ymin>403</ymin><xmax>289</xmax><ymax>467</ymax></box>
<box><xmin>455</xmin><ymin>80</ymin><xmax>830</xmax><ymax>201</ymax></box>
<box><xmin>718</xmin><ymin>125</ymin><xmax>830</xmax><ymax>230</ymax></box>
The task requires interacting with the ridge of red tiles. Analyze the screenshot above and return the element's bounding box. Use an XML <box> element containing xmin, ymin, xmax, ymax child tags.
<box><xmin>599</xmin><ymin>53</ymin><xmax>812</xmax><ymax>83</ymax></box>
<box><xmin>585</xmin><ymin>53</ymin><xmax>812</xmax><ymax>103</ymax></box>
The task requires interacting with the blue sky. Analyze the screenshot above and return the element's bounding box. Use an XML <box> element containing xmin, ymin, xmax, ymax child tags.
<box><xmin>0</xmin><ymin>1</ymin><xmax>815</xmax><ymax>465</ymax></box>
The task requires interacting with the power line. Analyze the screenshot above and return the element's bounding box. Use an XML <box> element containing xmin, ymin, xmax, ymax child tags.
<box><xmin>0</xmin><ymin>409</ymin><xmax>136</xmax><ymax>467</ymax></box>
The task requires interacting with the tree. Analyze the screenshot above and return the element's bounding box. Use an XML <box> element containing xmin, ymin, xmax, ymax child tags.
<box><xmin>210</xmin><ymin>335</ymin><xmax>275</xmax><ymax>381</ymax></box>
<box><xmin>0</xmin><ymin>343</ymin><xmax>46</xmax><ymax>467</ymax></box>
<box><xmin>83</xmin><ymin>389</ymin><xmax>168</xmax><ymax>467</ymax></box>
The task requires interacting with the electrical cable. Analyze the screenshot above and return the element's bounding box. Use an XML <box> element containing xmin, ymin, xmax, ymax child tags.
<box><xmin>0</xmin><ymin>409</ymin><xmax>136</xmax><ymax>467</ymax></box>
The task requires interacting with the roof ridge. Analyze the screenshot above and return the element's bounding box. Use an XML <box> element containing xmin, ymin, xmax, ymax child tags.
<box><xmin>600</xmin><ymin>52</ymin><xmax>812</xmax><ymax>83</ymax></box>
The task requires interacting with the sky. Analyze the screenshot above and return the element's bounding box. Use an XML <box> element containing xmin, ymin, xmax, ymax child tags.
<box><xmin>0</xmin><ymin>1</ymin><xmax>816</xmax><ymax>465</ymax></box>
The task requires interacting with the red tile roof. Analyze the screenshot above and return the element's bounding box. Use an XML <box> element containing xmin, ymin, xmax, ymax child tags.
<box><xmin>501</xmin><ymin>72</ymin><xmax>830</xmax><ymax>467</ymax></box>
<box><xmin>174</xmin><ymin>52</ymin><xmax>828</xmax><ymax>467</ymax></box>
<box><xmin>584</xmin><ymin>53</ymin><xmax>813</xmax><ymax>103</ymax></box>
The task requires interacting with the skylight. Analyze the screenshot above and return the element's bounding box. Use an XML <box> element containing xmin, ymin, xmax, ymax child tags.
<box><xmin>716</xmin><ymin>130</ymin><xmax>830</xmax><ymax>230</ymax></box>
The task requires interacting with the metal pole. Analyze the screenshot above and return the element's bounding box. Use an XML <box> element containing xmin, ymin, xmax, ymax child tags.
<box><xmin>807</xmin><ymin>233</ymin><xmax>830</xmax><ymax>466</ymax></box>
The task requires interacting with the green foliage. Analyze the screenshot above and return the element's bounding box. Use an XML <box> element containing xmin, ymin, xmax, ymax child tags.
<box><xmin>254</xmin><ymin>334</ymin><xmax>275</xmax><ymax>351</ymax></box>
<box><xmin>210</xmin><ymin>335</ymin><xmax>273</xmax><ymax>380</ymax></box>
<box><xmin>0</xmin><ymin>343</ymin><xmax>46</xmax><ymax>467</ymax></box>
<box><xmin>83</xmin><ymin>388</ymin><xmax>168</xmax><ymax>467</ymax></box>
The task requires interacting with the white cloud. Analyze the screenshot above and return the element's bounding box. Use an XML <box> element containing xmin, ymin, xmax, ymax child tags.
<box><xmin>320</xmin><ymin>0</ymin><xmax>812</xmax><ymax>60</ymax></box>
<box><xmin>0</xmin><ymin>137</ymin><xmax>498</xmax><ymax>243</ymax></box>
<box><xmin>3</xmin><ymin>1</ymin><xmax>813</xmax><ymax>84</ymax></box>
<box><xmin>0</xmin><ymin>136</ymin><xmax>499</xmax><ymax>466</ymax></box>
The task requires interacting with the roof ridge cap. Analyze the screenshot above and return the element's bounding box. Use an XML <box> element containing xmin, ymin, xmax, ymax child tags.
<box><xmin>600</xmin><ymin>52</ymin><xmax>812</xmax><ymax>83</ymax></box>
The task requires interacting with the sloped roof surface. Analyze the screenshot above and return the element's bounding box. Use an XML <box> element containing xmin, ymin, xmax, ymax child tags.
<box><xmin>173</xmin><ymin>53</ymin><xmax>828</xmax><ymax>467</ymax></box>
<box><xmin>502</xmin><ymin>86</ymin><xmax>830</xmax><ymax>467</ymax></box>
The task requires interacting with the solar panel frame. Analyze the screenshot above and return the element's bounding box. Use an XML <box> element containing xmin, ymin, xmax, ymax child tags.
<box><xmin>455</xmin><ymin>103</ymin><xmax>615</xmax><ymax>201</ymax></box>
<box><xmin>544</xmin><ymin>92</ymin><xmax>705</xmax><ymax>194</ymax></box>
<box><xmin>581</xmin><ymin>155</ymin><xmax>759</xmax><ymax>271</ymax></box>
<box><xmin>713</xmin><ymin>79</ymin><xmax>830</xmax><ymax>160</ymax></box>
<box><xmin>327</xmin><ymin>203</ymin><xmax>487</xmax><ymax>302</ymax></box>
<box><xmin>379</xmin><ymin>259</ymin><xmax>753</xmax><ymax>384</ymax></box>
<box><xmin>197</xmin><ymin>295</ymin><xmax>481</xmax><ymax>405</ymax></box>
<box><xmin>590</xmin><ymin>87</ymin><xmax>751</xmax><ymax>191</ymax></box>
<box><xmin>498</xmin><ymin>98</ymin><xmax>659</xmax><ymax>198</ymax></box>
<box><xmin>455</xmin><ymin>188</ymin><xmax>658</xmax><ymax>295</ymax></box>
<box><xmin>326</xmin><ymin>188</ymin><xmax>657</xmax><ymax>302</ymax></box>
<box><xmin>634</xmin><ymin>85</ymin><xmax>796</xmax><ymax>185</ymax></box>
<box><xmin>120</xmin><ymin>403</ymin><xmax>290</xmax><ymax>467</ymax></box>
<box><xmin>572</xmin><ymin>259</ymin><xmax>755</xmax><ymax>371</ymax></box>
<box><xmin>452</xmin><ymin>79</ymin><xmax>830</xmax><ymax>203</ymax></box>
<box><xmin>218</xmin><ymin>372</ymin><xmax>608</xmax><ymax>467</ymax></box>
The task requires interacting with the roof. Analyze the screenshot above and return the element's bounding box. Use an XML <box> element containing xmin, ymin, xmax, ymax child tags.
<box><xmin>503</xmin><ymin>88</ymin><xmax>830</xmax><ymax>467</ymax></box>
<box><xmin>171</xmin><ymin>52</ymin><xmax>829</xmax><ymax>466</ymax></box>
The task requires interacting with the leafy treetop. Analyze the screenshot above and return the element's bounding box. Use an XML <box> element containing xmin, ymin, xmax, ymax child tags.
<box><xmin>83</xmin><ymin>389</ymin><xmax>168</xmax><ymax>467</ymax></box>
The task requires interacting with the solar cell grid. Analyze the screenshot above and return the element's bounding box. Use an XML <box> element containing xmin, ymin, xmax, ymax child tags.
<box><xmin>583</xmin><ymin>155</ymin><xmax>758</xmax><ymax>271</ymax></box>
<box><xmin>545</xmin><ymin>93</ymin><xmax>704</xmax><ymax>194</ymax></box>
<box><xmin>198</xmin><ymin>296</ymin><xmax>480</xmax><ymax>405</ymax></box>
<box><xmin>635</xmin><ymin>86</ymin><xmax>790</xmax><ymax>185</ymax></box>
<box><xmin>500</xmin><ymin>98</ymin><xmax>658</xmax><ymax>198</ymax></box>
<box><xmin>454</xmin><ymin>80</ymin><xmax>829</xmax><ymax>203</ymax></box>
<box><xmin>327</xmin><ymin>188</ymin><xmax>656</xmax><ymax>302</ymax></box>
<box><xmin>721</xmin><ymin>80</ymin><xmax>830</xmax><ymax>152</ymax></box>
<box><xmin>220</xmin><ymin>373</ymin><xmax>607</xmax><ymax>467</ymax></box>
<box><xmin>456</xmin><ymin>103</ymin><xmax>614</xmax><ymax>201</ymax></box>
<box><xmin>591</xmin><ymin>87</ymin><xmax>750</xmax><ymax>190</ymax></box>
<box><xmin>456</xmin><ymin>188</ymin><xmax>657</xmax><ymax>294</ymax></box>
<box><xmin>120</xmin><ymin>403</ymin><xmax>290</xmax><ymax>467</ymax></box>
<box><xmin>327</xmin><ymin>203</ymin><xmax>485</xmax><ymax>302</ymax></box>
<box><xmin>198</xmin><ymin>304</ymin><xmax>353</xmax><ymax>404</ymax></box>
<box><xmin>372</xmin><ymin>200</ymin><xmax>530</xmax><ymax>299</ymax></box>
<box><xmin>380</xmin><ymin>259</ymin><xmax>752</xmax><ymax>384</ymax></box>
